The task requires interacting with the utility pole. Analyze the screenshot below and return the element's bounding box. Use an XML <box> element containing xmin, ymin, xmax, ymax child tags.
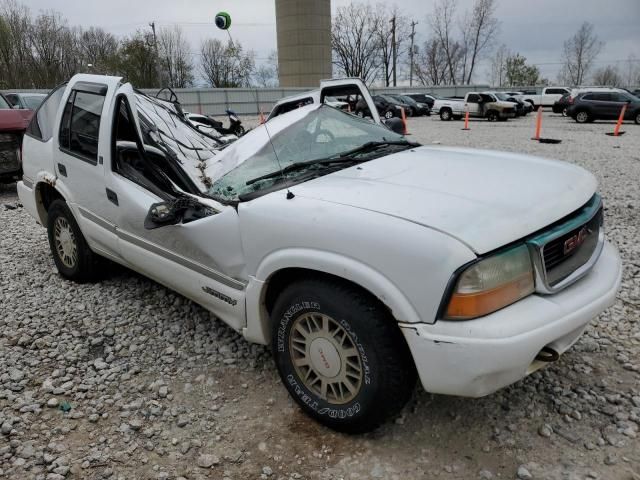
<box><xmin>390</xmin><ymin>16</ymin><xmax>397</xmax><ymax>87</ymax></box>
<box><xmin>409</xmin><ymin>21</ymin><xmax>418</xmax><ymax>87</ymax></box>
<box><xmin>149</xmin><ymin>21</ymin><xmax>162</xmax><ymax>88</ymax></box>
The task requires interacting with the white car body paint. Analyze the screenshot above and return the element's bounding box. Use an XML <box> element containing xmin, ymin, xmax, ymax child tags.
<box><xmin>18</xmin><ymin>74</ymin><xmax>622</xmax><ymax>398</ymax></box>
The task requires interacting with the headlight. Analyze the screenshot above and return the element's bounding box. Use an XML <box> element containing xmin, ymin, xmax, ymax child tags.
<box><xmin>444</xmin><ymin>244</ymin><xmax>535</xmax><ymax>320</ymax></box>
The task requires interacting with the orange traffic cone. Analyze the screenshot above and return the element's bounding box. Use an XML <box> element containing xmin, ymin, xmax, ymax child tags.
<box><xmin>400</xmin><ymin>107</ymin><xmax>409</xmax><ymax>135</ymax></box>
<box><xmin>606</xmin><ymin>103</ymin><xmax>627</xmax><ymax>136</ymax></box>
<box><xmin>532</xmin><ymin>106</ymin><xmax>542</xmax><ymax>140</ymax></box>
<box><xmin>462</xmin><ymin>109</ymin><xmax>470</xmax><ymax>130</ymax></box>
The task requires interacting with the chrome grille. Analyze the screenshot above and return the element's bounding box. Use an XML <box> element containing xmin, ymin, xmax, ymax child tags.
<box><xmin>543</xmin><ymin>208</ymin><xmax>602</xmax><ymax>285</ymax></box>
<box><xmin>527</xmin><ymin>194</ymin><xmax>604</xmax><ymax>294</ymax></box>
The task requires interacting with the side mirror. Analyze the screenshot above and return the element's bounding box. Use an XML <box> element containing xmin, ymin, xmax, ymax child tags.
<box><xmin>144</xmin><ymin>198</ymin><xmax>217</xmax><ymax>230</ymax></box>
<box><xmin>144</xmin><ymin>201</ymin><xmax>180</xmax><ymax>229</ymax></box>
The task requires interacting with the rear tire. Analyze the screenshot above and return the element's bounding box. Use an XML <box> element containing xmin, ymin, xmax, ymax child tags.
<box><xmin>271</xmin><ymin>277</ymin><xmax>416</xmax><ymax>433</ymax></box>
<box><xmin>634</xmin><ymin>111</ymin><xmax>640</xmax><ymax>125</ymax></box>
<box><xmin>440</xmin><ymin>109</ymin><xmax>452</xmax><ymax>121</ymax></box>
<box><xmin>46</xmin><ymin>199</ymin><xmax>98</xmax><ymax>283</ymax></box>
<box><xmin>486</xmin><ymin>111</ymin><xmax>499</xmax><ymax>122</ymax></box>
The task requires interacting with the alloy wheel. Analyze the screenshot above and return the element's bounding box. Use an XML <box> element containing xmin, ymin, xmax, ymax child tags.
<box><xmin>576</xmin><ymin>111</ymin><xmax>589</xmax><ymax>123</ymax></box>
<box><xmin>53</xmin><ymin>217</ymin><xmax>78</xmax><ymax>268</ymax></box>
<box><xmin>289</xmin><ymin>312</ymin><xmax>364</xmax><ymax>405</ymax></box>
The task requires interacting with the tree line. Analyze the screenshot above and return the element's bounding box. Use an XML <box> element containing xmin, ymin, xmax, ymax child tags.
<box><xmin>332</xmin><ymin>0</ymin><xmax>640</xmax><ymax>88</ymax></box>
<box><xmin>0</xmin><ymin>0</ymin><xmax>260</xmax><ymax>89</ymax></box>
<box><xmin>1</xmin><ymin>0</ymin><xmax>639</xmax><ymax>90</ymax></box>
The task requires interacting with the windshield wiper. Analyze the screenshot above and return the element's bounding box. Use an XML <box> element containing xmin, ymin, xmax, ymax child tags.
<box><xmin>245</xmin><ymin>140</ymin><xmax>418</xmax><ymax>187</ymax></box>
<box><xmin>329</xmin><ymin>140</ymin><xmax>418</xmax><ymax>160</ymax></box>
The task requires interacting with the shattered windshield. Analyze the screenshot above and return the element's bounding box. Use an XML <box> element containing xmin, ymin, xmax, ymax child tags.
<box><xmin>208</xmin><ymin>106</ymin><xmax>407</xmax><ymax>202</ymax></box>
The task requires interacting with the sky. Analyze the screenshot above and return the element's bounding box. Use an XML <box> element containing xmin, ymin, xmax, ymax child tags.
<box><xmin>21</xmin><ymin>0</ymin><xmax>640</xmax><ymax>85</ymax></box>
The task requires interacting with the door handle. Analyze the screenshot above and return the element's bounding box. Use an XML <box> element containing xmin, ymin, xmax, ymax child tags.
<box><xmin>57</xmin><ymin>163</ymin><xmax>67</xmax><ymax>177</ymax></box>
<box><xmin>106</xmin><ymin>188</ymin><xmax>118</xmax><ymax>206</ymax></box>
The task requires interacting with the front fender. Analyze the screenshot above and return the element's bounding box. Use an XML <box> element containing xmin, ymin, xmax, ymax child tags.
<box><xmin>243</xmin><ymin>248</ymin><xmax>423</xmax><ymax>345</ymax></box>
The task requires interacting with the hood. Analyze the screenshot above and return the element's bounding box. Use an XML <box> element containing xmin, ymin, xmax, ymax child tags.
<box><xmin>293</xmin><ymin>146</ymin><xmax>597</xmax><ymax>254</ymax></box>
<box><xmin>0</xmin><ymin>108</ymin><xmax>33</xmax><ymax>131</ymax></box>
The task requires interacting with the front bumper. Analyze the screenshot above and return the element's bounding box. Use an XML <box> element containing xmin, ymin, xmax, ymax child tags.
<box><xmin>401</xmin><ymin>240</ymin><xmax>621</xmax><ymax>398</ymax></box>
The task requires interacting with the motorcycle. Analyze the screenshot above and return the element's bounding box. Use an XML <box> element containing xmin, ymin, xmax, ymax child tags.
<box><xmin>194</xmin><ymin>110</ymin><xmax>245</xmax><ymax>137</ymax></box>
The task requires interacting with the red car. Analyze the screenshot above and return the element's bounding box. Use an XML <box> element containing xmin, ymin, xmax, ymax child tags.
<box><xmin>0</xmin><ymin>92</ymin><xmax>33</xmax><ymax>183</ymax></box>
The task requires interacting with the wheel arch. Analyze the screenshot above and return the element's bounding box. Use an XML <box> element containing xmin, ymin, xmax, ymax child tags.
<box><xmin>243</xmin><ymin>250</ymin><xmax>423</xmax><ymax>346</ymax></box>
<box><xmin>34</xmin><ymin>178</ymin><xmax>69</xmax><ymax>226</ymax></box>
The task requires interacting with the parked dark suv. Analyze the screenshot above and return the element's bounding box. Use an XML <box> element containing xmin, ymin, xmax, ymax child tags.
<box><xmin>568</xmin><ymin>91</ymin><xmax>640</xmax><ymax>124</ymax></box>
<box><xmin>355</xmin><ymin>95</ymin><xmax>400</xmax><ymax>119</ymax></box>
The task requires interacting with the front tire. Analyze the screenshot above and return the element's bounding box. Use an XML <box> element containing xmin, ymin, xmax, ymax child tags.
<box><xmin>575</xmin><ymin>110</ymin><xmax>590</xmax><ymax>124</ymax></box>
<box><xmin>440</xmin><ymin>109</ymin><xmax>452</xmax><ymax>121</ymax></box>
<box><xmin>634</xmin><ymin>111</ymin><xmax>640</xmax><ymax>125</ymax></box>
<box><xmin>271</xmin><ymin>277</ymin><xmax>416</xmax><ymax>433</ymax></box>
<box><xmin>46</xmin><ymin>199</ymin><xmax>98</xmax><ymax>282</ymax></box>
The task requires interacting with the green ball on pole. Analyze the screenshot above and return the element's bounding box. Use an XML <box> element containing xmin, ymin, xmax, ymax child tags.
<box><xmin>215</xmin><ymin>12</ymin><xmax>232</xmax><ymax>30</ymax></box>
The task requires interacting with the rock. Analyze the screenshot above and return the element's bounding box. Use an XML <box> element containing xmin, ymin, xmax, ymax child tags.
<box><xmin>47</xmin><ymin>398</ymin><xmax>59</xmax><ymax>408</ymax></box>
<box><xmin>517</xmin><ymin>465</ymin><xmax>533</xmax><ymax>479</ymax></box>
<box><xmin>604</xmin><ymin>454</ymin><xmax>617</xmax><ymax>465</ymax></box>
<box><xmin>538</xmin><ymin>424</ymin><xmax>552</xmax><ymax>438</ymax></box>
<box><xmin>370</xmin><ymin>464</ymin><xmax>384</xmax><ymax>478</ymax></box>
<box><xmin>197</xmin><ymin>454</ymin><xmax>220</xmax><ymax>468</ymax></box>
<box><xmin>176</xmin><ymin>415</ymin><xmax>189</xmax><ymax>428</ymax></box>
<box><xmin>129</xmin><ymin>419</ymin><xmax>143</xmax><ymax>431</ymax></box>
<box><xmin>8</xmin><ymin>368</ymin><xmax>25</xmax><ymax>382</ymax></box>
<box><xmin>479</xmin><ymin>469</ymin><xmax>494</xmax><ymax>479</ymax></box>
<box><xmin>262</xmin><ymin>466</ymin><xmax>273</xmax><ymax>476</ymax></box>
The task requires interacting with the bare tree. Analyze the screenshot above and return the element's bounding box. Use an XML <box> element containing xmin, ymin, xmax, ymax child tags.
<box><xmin>429</xmin><ymin>0</ymin><xmax>461</xmax><ymax>84</ymax></box>
<box><xmin>489</xmin><ymin>43</ymin><xmax>509</xmax><ymax>86</ymax></box>
<box><xmin>591</xmin><ymin>65</ymin><xmax>622</xmax><ymax>86</ymax></box>
<box><xmin>373</xmin><ymin>4</ymin><xmax>410</xmax><ymax>86</ymax></box>
<box><xmin>414</xmin><ymin>37</ymin><xmax>448</xmax><ymax>85</ymax></box>
<box><xmin>460</xmin><ymin>0</ymin><xmax>499</xmax><ymax>84</ymax></box>
<box><xmin>560</xmin><ymin>22</ymin><xmax>603</xmax><ymax>85</ymax></box>
<box><xmin>0</xmin><ymin>1</ymin><xmax>35</xmax><ymax>88</ymax></box>
<box><xmin>331</xmin><ymin>3</ymin><xmax>381</xmax><ymax>84</ymax></box>
<box><xmin>117</xmin><ymin>31</ymin><xmax>158</xmax><ymax>88</ymax></box>
<box><xmin>79</xmin><ymin>27</ymin><xmax>118</xmax><ymax>74</ymax></box>
<box><xmin>623</xmin><ymin>54</ymin><xmax>640</xmax><ymax>86</ymax></box>
<box><xmin>253</xmin><ymin>50</ymin><xmax>278</xmax><ymax>87</ymax></box>
<box><xmin>157</xmin><ymin>26</ymin><xmax>193</xmax><ymax>88</ymax></box>
<box><xmin>200</xmin><ymin>38</ymin><xmax>254</xmax><ymax>88</ymax></box>
<box><xmin>29</xmin><ymin>10</ymin><xmax>80</xmax><ymax>87</ymax></box>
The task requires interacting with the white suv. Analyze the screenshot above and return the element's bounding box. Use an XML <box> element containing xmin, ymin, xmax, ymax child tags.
<box><xmin>18</xmin><ymin>74</ymin><xmax>622</xmax><ymax>432</ymax></box>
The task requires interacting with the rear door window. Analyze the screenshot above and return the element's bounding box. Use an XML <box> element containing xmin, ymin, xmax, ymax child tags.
<box><xmin>26</xmin><ymin>84</ymin><xmax>66</xmax><ymax>142</ymax></box>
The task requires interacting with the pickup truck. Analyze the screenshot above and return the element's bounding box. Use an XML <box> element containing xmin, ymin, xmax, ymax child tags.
<box><xmin>433</xmin><ymin>92</ymin><xmax>517</xmax><ymax>121</ymax></box>
<box><xmin>519</xmin><ymin>87</ymin><xmax>571</xmax><ymax>108</ymax></box>
<box><xmin>0</xmin><ymin>92</ymin><xmax>34</xmax><ymax>183</ymax></box>
<box><xmin>18</xmin><ymin>74</ymin><xmax>621</xmax><ymax>433</ymax></box>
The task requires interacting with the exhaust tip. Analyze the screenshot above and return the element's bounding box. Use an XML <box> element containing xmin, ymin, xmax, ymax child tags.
<box><xmin>535</xmin><ymin>346</ymin><xmax>560</xmax><ymax>363</ymax></box>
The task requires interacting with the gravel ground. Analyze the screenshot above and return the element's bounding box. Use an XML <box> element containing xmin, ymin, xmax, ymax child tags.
<box><xmin>1</xmin><ymin>112</ymin><xmax>639</xmax><ymax>480</ymax></box>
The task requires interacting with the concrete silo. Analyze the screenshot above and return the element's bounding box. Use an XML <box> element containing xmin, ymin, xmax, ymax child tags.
<box><xmin>275</xmin><ymin>0</ymin><xmax>332</xmax><ymax>87</ymax></box>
